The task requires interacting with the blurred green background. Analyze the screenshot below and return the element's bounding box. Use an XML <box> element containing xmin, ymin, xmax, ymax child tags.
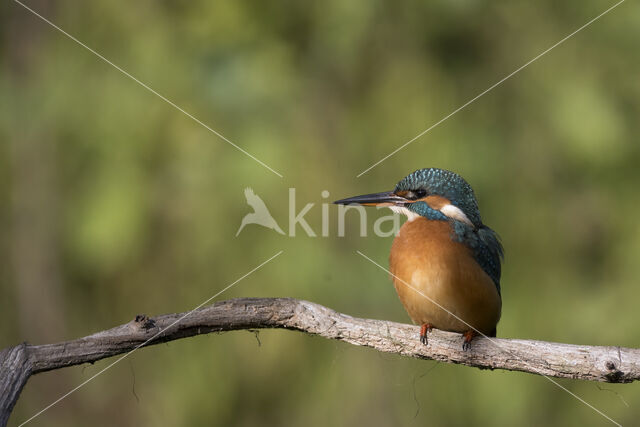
<box><xmin>2</xmin><ymin>0</ymin><xmax>640</xmax><ymax>425</ymax></box>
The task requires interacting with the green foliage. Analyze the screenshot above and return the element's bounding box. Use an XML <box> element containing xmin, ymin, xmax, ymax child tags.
<box><xmin>2</xmin><ymin>1</ymin><xmax>640</xmax><ymax>426</ymax></box>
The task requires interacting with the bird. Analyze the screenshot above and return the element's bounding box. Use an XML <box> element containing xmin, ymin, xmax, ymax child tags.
<box><xmin>334</xmin><ymin>168</ymin><xmax>503</xmax><ymax>350</ymax></box>
<box><xmin>236</xmin><ymin>188</ymin><xmax>285</xmax><ymax>236</ymax></box>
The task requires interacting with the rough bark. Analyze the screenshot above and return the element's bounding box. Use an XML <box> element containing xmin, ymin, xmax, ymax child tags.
<box><xmin>2</xmin><ymin>297</ymin><xmax>639</xmax><ymax>426</ymax></box>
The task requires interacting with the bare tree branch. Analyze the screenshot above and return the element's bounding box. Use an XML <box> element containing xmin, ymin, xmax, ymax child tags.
<box><xmin>2</xmin><ymin>297</ymin><xmax>639</xmax><ymax>426</ymax></box>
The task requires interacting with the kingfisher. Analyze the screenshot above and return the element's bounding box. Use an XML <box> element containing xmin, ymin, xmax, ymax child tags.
<box><xmin>335</xmin><ymin>168</ymin><xmax>503</xmax><ymax>350</ymax></box>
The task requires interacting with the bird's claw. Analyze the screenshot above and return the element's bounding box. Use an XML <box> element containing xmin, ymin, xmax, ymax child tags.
<box><xmin>462</xmin><ymin>330</ymin><xmax>476</xmax><ymax>351</ymax></box>
<box><xmin>419</xmin><ymin>323</ymin><xmax>433</xmax><ymax>346</ymax></box>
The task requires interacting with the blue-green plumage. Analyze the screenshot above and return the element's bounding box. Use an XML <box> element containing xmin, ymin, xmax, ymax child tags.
<box><xmin>398</xmin><ymin>168</ymin><xmax>504</xmax><ymax>294</ymax></box>
<box><xmin>334</xmin><ymin>167</ymin><xmax>504</xmax><ymax>346</ymax></box>
<box><xmin>395</xmin><ymin>168</ymin><xmax>482</xmax><ymax>226</ymax></box>
<box><xmin>407</xmin><ymin>201</ymin><xmax>448</xmax><ymax>221</ymax></box>
<box><xmin>452</xmin><ymin>221</ymin><xmax>503</xmax><ymax>294</ymax></box>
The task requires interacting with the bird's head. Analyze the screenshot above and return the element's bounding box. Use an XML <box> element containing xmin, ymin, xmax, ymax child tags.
<box><xmin>334</xmin><ymin>168</ymin><xmax>482</xmax><ymax>228</ymax></box>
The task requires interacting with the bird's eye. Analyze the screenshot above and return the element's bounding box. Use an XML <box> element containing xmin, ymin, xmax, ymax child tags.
<box><xmin>406</xmin><ymin>189</ymin><xmax>427</xmax><ymax>200</ymax></box>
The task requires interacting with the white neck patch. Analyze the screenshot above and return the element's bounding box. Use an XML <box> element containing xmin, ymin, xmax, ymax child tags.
<box><xmin>388</xmin><ymin>203</ymin><xmax>473</xmax><ymax>226</ymax></box>
<box><xmin>440</xmin><ymin>204</ymin><xmax>473</xmax><ymax>226</ymax></box>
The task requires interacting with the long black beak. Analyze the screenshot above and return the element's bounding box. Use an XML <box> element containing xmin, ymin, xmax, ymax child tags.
<box><xmin>334</xmin><ymin>191</ymin><xmax>407</xmax><ymax>206</ymax></box>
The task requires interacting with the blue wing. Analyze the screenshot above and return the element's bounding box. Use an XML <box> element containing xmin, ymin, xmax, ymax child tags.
<box><xmin>451</xmin><ymin>222</ymin><xmax>504</xmax><ymax>295</ymax></box>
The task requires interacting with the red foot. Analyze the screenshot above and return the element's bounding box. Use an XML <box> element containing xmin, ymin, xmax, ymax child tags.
<box><xmin>462</xmin><ymin>330</ymin><xmax>476</xmax><ymax>351</ymax></box>
<box><xmin>420</xmin><ymin>323</ymin><xmax>433</xmax><ymax>345</ymax></box>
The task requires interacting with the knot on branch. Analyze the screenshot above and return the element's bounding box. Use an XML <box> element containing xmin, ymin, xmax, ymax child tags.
<box><xmin>604</xmin><ymin>360</ymin><xmax>624</xmax><ymax>382</ymax></box>
<box><xmin>133</xmin><ymin>314</ymin><xmax>156</xmax><ymax>330</ymax></box>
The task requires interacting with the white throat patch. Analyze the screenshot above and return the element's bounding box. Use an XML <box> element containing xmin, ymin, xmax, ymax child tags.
<box><xmin>388</xmin><ymin>206</ymin><xmax>420</xmax><ymax>222</ymax></box>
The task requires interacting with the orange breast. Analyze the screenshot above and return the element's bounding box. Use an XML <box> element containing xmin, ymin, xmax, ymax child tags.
<box><xmin>389</xmin><ymin>217</ymin><xmax>501</xmax><ymax>335</ymax></box>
